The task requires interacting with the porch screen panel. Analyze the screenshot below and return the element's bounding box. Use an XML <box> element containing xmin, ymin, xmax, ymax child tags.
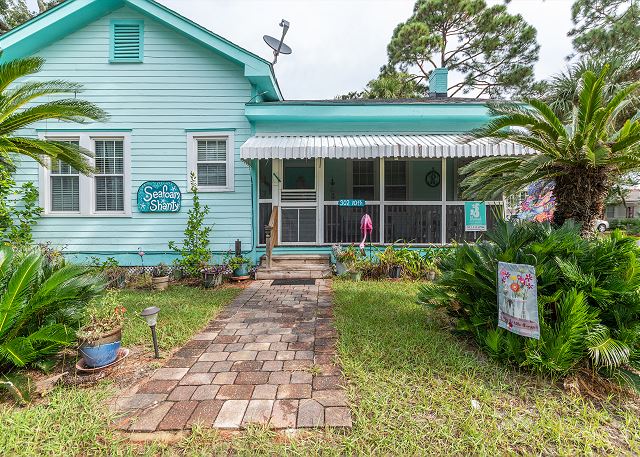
<box><xmin>324</xmin><ymin>205</ymin><xmax>380</xmax><ymax>244</ymax></box>
<box><xmin>95</xmin><ymin>139</ymin><xmax>124</xmax><ymax>212</ymax></box>
<box><xmin>259</xmin><ymin>203</ymin><xmax>272</xmax><ymax>245</ymax></box>
<box><xmin>281</xmin><ymin>208</ymin><xmax>316</xmax><ymax>243</ymax></box>
<box><xmin>445</xmin><ymin>204</ymin><xmax>502</xmax><ymax>243</ymax></box>
<box><xmin>384</xmin><ymin>205</ymin><xmax>442</xmax><ymax>244</ymax></box>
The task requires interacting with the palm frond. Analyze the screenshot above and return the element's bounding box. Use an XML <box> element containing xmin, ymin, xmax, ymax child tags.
<box><xmin>586</xmin><ymin>325</ymin><xmax>631</xmax><ymax>368</ymax></box>
<box><xmin>0</xmin><ymin>56</ymin><xmax>45</xmax><ymax>93</ymax></box>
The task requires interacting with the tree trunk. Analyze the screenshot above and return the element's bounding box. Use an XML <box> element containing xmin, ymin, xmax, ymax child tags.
<box><xmin>552</xmin><ymin>166</ymin><xmax>611</xmax><ymax>236</ymax></box>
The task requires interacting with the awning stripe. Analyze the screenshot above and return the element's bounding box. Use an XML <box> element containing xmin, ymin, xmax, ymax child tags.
<box><xmin>240</xmin><ymin>134</ymin><xmax>533</xmax><ymax>160</ymax></box>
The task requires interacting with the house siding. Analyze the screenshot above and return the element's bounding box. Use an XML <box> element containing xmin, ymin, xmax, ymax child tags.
<box><xmin>13</xmin><ymin>6</ymin><xmax>256</xmax><ymax>265</ymax></box>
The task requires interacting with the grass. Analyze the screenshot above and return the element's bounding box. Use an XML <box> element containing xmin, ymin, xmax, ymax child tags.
<box><xmin>1</xmin><ymin>281</ymin><xmax>639</xmax><ymax>456</ymax></box>
<box><xmin>105</xmin><ymin>285</ymin><xmax>242</xmax><ymax>351</ymax></box>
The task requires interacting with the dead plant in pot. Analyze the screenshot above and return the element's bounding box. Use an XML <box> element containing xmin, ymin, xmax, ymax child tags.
<box><xmin>151</xmin><ymin>263</ymin><xmax>170</xmax><ymax>290</ymax></box>
<box><xmin>77</xmin><ymin>291</ymin><xmax>126</xmax><ymax>368</ymax></box>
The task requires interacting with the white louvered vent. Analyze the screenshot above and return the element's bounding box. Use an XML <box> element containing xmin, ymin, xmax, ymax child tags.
<box><xmin>111</xmin><ymin>22</ymin><xmax>143</xmax><ymax>62</ymax></box>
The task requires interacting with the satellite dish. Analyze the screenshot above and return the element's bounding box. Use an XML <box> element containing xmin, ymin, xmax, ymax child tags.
<box><xmin>263</xmin><ymin>19</ymin><xmax>292</xmax><ymax>64</ymax></box>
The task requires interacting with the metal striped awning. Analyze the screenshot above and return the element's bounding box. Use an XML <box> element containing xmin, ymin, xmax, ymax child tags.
<box><xmin>240</xmin><ymin>134</ymin><xmax>533</xmax><ymax>160</ymax></box>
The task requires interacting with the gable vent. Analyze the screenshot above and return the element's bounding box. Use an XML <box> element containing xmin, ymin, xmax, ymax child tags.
<box><xmin>110</xmin><ymin>21</ymin><xmax>144</xmax><ymax>63</ymax></box>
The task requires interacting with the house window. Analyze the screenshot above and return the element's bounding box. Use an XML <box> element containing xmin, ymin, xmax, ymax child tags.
<box><xmin>384</xmin><ymin>161</ymin><xmax>407</xmax><ymax>201</ymax></box>
<box><xmin>187</xmin><ymin>132</ymin><xmax>235</xmax><ymax>191</ymax></box>
<box><xmin>352</xmin><ymin>160</ymin><xmax>375</xmax><ymax>200</ymax></box>
<box><xmin>50</xmin><ymin>140</ymin><xmax>80</xmax><ymax>213</ymax></box>
<box><xmin>110</xmin><ymin>20</ymin><xmax>144</xmax><ymax>63</ymax></box>
<box><xmin>39</xmin><ymin>133</ymin><xmax>131</xmax><ymax>216</ymax></box>
<box><xmin>95</xmin><ymin>139</ymin><xmax>125</xmax><ymax>212</ymax></box>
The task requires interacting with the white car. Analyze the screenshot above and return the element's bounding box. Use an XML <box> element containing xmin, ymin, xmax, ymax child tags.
<box><xmin>595</xmin><ymin>219</ymin><xmax>609</xmax><ymax>233</ymax></box>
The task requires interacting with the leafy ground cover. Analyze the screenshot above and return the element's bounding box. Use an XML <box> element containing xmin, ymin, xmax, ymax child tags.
<box><xmin>1</xmin><ymin>281</ymin><xmax>639</xmax><ymax>456</ymax></box>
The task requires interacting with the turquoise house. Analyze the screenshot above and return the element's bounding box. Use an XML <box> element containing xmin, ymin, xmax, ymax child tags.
<box><xmin>1</xmin><ymin>0</ymin><xmax>529</xmax><ymax>270</ymax></box>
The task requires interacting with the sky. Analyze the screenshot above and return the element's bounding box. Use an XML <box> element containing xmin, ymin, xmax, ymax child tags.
<box><xmin>27</xmin><ymin>0</ymin><xmax>576</xmax><ymax>99</ymax></box>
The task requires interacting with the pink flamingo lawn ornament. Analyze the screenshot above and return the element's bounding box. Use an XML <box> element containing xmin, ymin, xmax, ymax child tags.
<box><xmin>360</xmin><ymin>214</ymin><xmax>373</xmax><ymax>257</ymax></box>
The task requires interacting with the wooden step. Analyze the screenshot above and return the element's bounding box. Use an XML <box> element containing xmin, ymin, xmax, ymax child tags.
<box><xmin>255</xmin><ymin>267</ymin><xmax>332</xmax><ymax>280</ymax></box>
<box><xmin>260</xmin><ymin>254</ymin><xmax>331</xmax><ymax>267</ymax></box>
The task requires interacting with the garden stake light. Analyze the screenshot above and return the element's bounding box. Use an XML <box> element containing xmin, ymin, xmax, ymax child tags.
<box><xmin>140</xmin><ymin>306</ymin><xmax>160</xmax><ymax>358</ymax></box>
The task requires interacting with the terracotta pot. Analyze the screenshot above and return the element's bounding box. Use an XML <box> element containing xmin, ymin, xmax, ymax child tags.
<box><xmin>152</xmin><ymin>276</ymin><xmax>169</xmax><ymax>290</ymax></box>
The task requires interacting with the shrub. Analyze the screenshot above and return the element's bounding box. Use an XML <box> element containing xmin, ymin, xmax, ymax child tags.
<box><xmin>609</xmin><ymin>218</ymin><xmax>640</xmax><ymax>236</ymax></box>
<box><xmin>0</xmin><ymin>157</ymin><xmax>42</xmax><ymax>246</ymax></box>
<box><xmin>169</xmin><ymin>173</ymin><xmax>212</xmax><ymax>276</ymax></box>
<box><xmin>0</xmin><ymin>246</ymin><xmax>105</xmax><ymax>371</ymax></box>
<box><xmin>418</xmin><ymin>219</ymin><xmax>640</xmax><ymax>380</ymax></box>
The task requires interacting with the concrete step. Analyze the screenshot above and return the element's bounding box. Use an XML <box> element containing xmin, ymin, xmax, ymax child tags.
<box><xmin>255</xmin><ymin>267</ymin><xmax>332</xmax><ymax>280</ymax></box>
<box><xmin>260</xmin><ymin>254</ymin><xmax>331</xmax><ymax>267</ymax></box>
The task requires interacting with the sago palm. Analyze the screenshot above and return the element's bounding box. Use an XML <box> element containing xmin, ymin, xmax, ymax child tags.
<box><xmin>0</xmin><ymin>54</ymin><xmax>107</xmax><ymax>174</ymax></box>
<box><xmin>0</xmin><ymin>246</ymin><xmax>105</xmax><ymax>370</ymax></box>
<box><xmin>461</xmin><ymin>67</ymin><xmax>640</xmax><ymax>234</ymax></box>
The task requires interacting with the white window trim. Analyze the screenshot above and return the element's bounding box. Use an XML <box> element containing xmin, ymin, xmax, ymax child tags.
<box><xmin>38</xmin><ymin>132</ymin><xmax>132</xmax><ymax>217</ymax></box>
<box><xmin>187</xmin><ymin>131</ymin><xmax>235</xmax><ymax>192</ymax></box>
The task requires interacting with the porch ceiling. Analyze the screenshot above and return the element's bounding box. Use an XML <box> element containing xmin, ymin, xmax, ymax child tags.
<box><xmin>240</xmin><ymin>134</ymin><xmax>534</xmax><ymax>160</ymax></box>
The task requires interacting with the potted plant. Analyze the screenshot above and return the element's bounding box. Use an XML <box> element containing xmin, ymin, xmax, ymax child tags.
<box><xmin>333</xmin><ymin>244</ymin><xmax>358</xmax><ymax>276</ymax></box>
<box><xmin>202</xmin><ymin>265</ymin><xmax>228</xmax><ymax>288</ymax></box>
<box><xmin>346</xmin><ymin>258</ymin><xmax>364</xmax><ymax>281</ymax></box>
<box><xmin>91</xmin><ymin>256</ymin><xmax>126</xmax><ymax>289</ymax></box>
<box><xmin>227</xmin><ymin>255</ymin><xmax>251</xmax><ymax>277</ymax></box>
<box><xmin>151</xmin><ymin>263</ymin><xmax>170</xmax><ymax>290</ymax></box>
<box><xmin>77</xmin><ymin>291</ymin><xmax>126</xmax><ymax>368</ymax></box>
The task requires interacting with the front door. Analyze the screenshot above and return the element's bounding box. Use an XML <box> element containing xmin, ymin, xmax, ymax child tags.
<box><xmin>279</xmin><ymin>159</ymin><xmax>318</xmax><ymax>244</ymax></box>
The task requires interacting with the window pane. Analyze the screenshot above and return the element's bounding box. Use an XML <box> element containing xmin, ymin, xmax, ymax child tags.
<box><xmin>51</xmin><ymin>176</ymin><xmax>79</xmax><ymax>211</ymax></box>
<box><xmin>384</xmin><ymin>161</ymin><xmax>407</xmax><ymax>201</ymax></box>
<box><xmin>384</xmin><ymin>205</ymin><xmax>442</xmax><ymax>243</ymax></box>
<box><xmin>197</xmin><ymin>163</ymin><xmax>226</xmax><ymax>187</ymax></box>
<box><xmin>281</xmin><ymin>208</ymin><xmax>316</xmax><ymax>243</ymax></box>
<box><xmin>299</xmin><ymin>209</ymin><xmax>316</xmax><ymax>242</ymax></box>
<box><xmin>96</xmin><ymin>176</ymin><xmax>124</xmax><ymax>212</ymax></box>
<box><xmin>95</xmin><ymin>140</ymin><xmax>124</xmax><ymax>174</ymax></box>
<box><xmin>197</xmin><ymin>139</ymin><xmax>227</xmax><ymax>162</ymax></box>
<box><xmin>407</xmin><ymin>160</ymin><xmax>442</xmax><ymax>201</ymax></box>
<box><xmin>259</xmin><ymin>159</ymin><xmax>272</xmax><ymax>199</ymax></box>
<box><xmin>51</xmin><ymin>159</ymin><xmax>78</xmax><ymax>175</ymax></box>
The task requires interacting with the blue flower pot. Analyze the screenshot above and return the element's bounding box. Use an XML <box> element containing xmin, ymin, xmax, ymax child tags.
<box><xmin>79</xmin><ymin>327</ymin><xmax>122</xmax><ymax>368</ymax></box>
<box><xmin>79</xmin><ymin>341</ymin><xmax>121</xmax><ymax>368</ymax></box>
<box><xmin>234</xmin><ymin>263</ymin><xmax>249</xmax><ymax>277</ymax></box>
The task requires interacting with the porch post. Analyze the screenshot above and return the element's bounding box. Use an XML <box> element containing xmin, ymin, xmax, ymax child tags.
<box><xmin>379</xmin><ymin>158</ymin><xmax>385</xmax><ymax>244</ymax></box>
<box><xmin>441</xmin><ymin>158</ymin><xmax>447</xmax><ymax>245</ymax></box>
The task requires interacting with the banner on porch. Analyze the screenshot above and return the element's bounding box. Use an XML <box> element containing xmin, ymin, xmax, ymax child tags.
<box><xmin>137</xmin><ymin>181</ymin><xmax>182</xmax><ymax>213</ymax></box>
<box><xmin>497</xmin><ymin>261</ymin><xmax>540</xmax><ymax>339</ymax></box>
<box><xmin>464</xmin><ymin>201</ymin><xmax>487</xmax><ymax>231</ymax></box>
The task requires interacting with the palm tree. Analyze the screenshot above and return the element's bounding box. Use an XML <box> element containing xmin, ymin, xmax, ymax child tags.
<box><xmin>0</xmin><ymin>54</ymin><xmax>107</xmax><ymax>174</ymax></box>
<box><xmin>461</xmin><ymin>67</ymin><xmax>640</xmax><ymax>235</ymax></box>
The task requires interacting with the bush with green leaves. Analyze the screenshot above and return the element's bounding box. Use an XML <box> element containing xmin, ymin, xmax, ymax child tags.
<box><xmin>418</xmin><ymin>219</ymin><xmax>640</xmax><ymax>381</ymax></box>
<box><xmin>0</xmin><ymin>154</ymin><xmax>42</xmax><ymax>246</ymax></box>
<box><xmin>609</xmin><ymin>218</ymin><xmax>640</xmax><ymax>236</ymax></box>
<box><xmin>0</xmin><ymin>245</ymin><xmax>105</xmax><ymax>371</ymax></box>
<box><xmin>168</xmin><ymin>172</ymin><xmax>212</xmax><ymax>277</ymax></box>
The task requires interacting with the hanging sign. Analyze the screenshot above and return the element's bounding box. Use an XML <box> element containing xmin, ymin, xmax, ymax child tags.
<box><xmin>137</xmin><ymin>181</ymin><xmax>181</xmax><ymax>213</ymax></box>
<box><xmin>464</xmin><ymin>201</ymin><xmax>487</xmax><ymax>231</ymax></box>
<box><xmin>498</xmin><ymin>262</ymin><xmax>540</xmax><ymax>339</ymax></box>
<box><xmin>339</xmin><ymin>199</ymin><xmax>366</xmax><ymax>207</ymax></box>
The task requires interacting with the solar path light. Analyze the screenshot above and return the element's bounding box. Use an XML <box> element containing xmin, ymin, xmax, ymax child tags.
<box><xmin>140</xmin><ymin>306</ymin><xmax>160</xmax><ymax>358</ymax></box>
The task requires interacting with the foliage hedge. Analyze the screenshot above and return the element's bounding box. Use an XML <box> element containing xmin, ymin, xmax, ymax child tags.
<box><xmin>609</xmin><ymin>218</ymin><xmax>640</xmax><ymax>236</ymax></box>
<box><xmin>418</xmin><ymin>220</ymin><xmax>640</xmax><ymax>382</ymax></box>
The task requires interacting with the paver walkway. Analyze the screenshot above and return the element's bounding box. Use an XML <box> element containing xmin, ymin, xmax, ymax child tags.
<box><xmin>116</xmin><ymin>279</ymin><xmax>352</xmax><ymax>431</ymax></box>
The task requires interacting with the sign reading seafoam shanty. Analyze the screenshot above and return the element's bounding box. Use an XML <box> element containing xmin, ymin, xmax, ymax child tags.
<box><xmin>137</xmin><ymin>181</ymin><xmax>181</xmax><ymax>213</ymax></box>
<box><xmin>498</xmin><ymin>261</ymin><xmax>540</xmax><ymax>339</ymax></box>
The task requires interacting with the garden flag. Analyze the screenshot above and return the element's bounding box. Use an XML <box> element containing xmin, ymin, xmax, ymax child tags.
<box><xmin>497</xmin><ymin>262</ymin><xmax>540</xmax><ymax>339</ymax></box>
<box><xmin>359</xmin><ymin>213</ymin><xmax>373</xmax><ymax>253</ymax></box>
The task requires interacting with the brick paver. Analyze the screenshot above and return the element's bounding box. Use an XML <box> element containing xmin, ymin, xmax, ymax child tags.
<box><xmin>119</xmin><ymin>279</ymin><xmax>351</xmax><ymax>431</ymax></box>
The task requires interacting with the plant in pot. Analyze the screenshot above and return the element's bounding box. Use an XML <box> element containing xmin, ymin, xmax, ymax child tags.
<box><xmin>201</xmin><ymin>264</ymin><xmax>228</xmax><ymax>288</ymax></box>
<box><xmin>91</xmin><ymin>256</ymin><xmax>126</xmax><ymax>289</ymax></box>
<box><xmin>333</xmin><ymin>244</ymin><xmax>358</xmax><ymax>276</ymax></box>
<box><xmin>77</xmin><ymin>291</ymin><xmax>126</xmax><ymax>369</ymax></box>
<box><xmin>346</xmin><ymin>258</ymin><xmax>365</xmax><ymax>281</ymax></box>
<box><xmin>151</xmin><ymin>263</ymin><xmax>170</xmax><ymax>290</ymax></box>
<box><xmin>377</xmin><ymin>245</ymin><xmax>403</xmax><ymax>279</ymax></box>
<box><xmin>227</xmin><ymin>255</ymin><xmax>251</xmax><ymax>278</ymax></box>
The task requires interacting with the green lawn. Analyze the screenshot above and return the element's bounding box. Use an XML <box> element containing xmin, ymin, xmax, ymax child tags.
<box><xmin>1</xmin><ymin>281</ymin><xmax>639</xmax><ymax>456</ymax></box>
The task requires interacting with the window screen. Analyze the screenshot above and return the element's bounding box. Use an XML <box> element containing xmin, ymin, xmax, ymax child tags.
<box><xmin>95</xmin><ymin>139</ymin><xmax>124</xmax><ymax>212</ymax></box>
<box><xmin>50</xmin><ymin>142</ymin><xmax>80</xmax><ymax>212</ymax></box>
<box><xmin>197</xmin><ymin>139</ymin><xmax>227</xmax><ymax>187</ymax></box>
